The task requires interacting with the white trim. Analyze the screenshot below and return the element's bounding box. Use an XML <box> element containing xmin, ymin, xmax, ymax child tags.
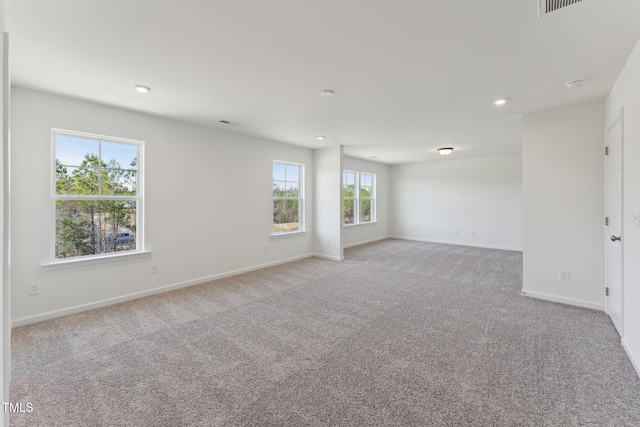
<box><xmin>1</xmin><ymin>31</ymin><xmax>10</xmax><ymax>427</ymax></box>
<box><xmin>42</xmin><ymin>250</ymin><xmax>152</xmax><ymax>271</ymax></box>
<box><xmin>343</xmin><ymin>236</ymin><xmax>388</xmax><ymax>249</ymax></box>
<box><xmin>14</xmin><ymin>253</ymin><xmax>313</xmax><ymax>327</ymax></box>
<box><xmin>271</xmin><ymin>230</ymin><xmax>308</xmax><ymax>238</ymax></box>
<box><xmin>389</xmin><ymin>235</ymin><xmax>523</xmax><ymax>252</ymax></box>
<box><xmin>622</xmin><ymin>337</ymin><xmax>640</xmax><ymax>380</ymax></box>
<box><xmin>521</xmin><ymin>290</ymin><xmax>605</xmax><ymax>311</ymax></box>
<box><xmin>312</xmin><ymin>253</ymin><xmax>344</xmax><ymax>261</ymax></box>
<box><xmin>343</xmin><ymin>221</ymin><xmax>378</xmax><ymax>228</ymax></box>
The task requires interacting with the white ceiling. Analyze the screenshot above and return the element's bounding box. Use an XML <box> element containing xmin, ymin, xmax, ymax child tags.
<box><xmin>7</xmin><ymin>0</ymin><xmax>640</xmax><ymax>164</ymax></box>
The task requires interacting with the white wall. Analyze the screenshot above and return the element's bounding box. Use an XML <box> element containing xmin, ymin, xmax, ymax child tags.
<box><xmin>11</xmin><ymin>87</ymin><xmax>314</xmax><ymax>324</ymax></box>
<box><xmin>522</xmin><ymin>101</ymin><xmax>605</xmax><ymax>310</ymax></box>
<box><xmin>312</xmin><ymin>146</ymin><xmax>343</xmax><ymax>260</ymax></box>
<box><xmin>607</xmin><ymin>37</ymin><xmax>640</xmax><ymax>377</ymax></box>
<box><xmin>342</xmin><ymin>156</ymin><xmax>389</xmax><ymax>248</ymax></box>
<box><xmin>389</xmin><ymin>154</ymin><xmax>522</xmax><ymax>251</ymax></box>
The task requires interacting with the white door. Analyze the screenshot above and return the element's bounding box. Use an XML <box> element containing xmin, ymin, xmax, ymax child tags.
<box><xmin>605</xmin><ymin>109</ymin><xmax>623</xmax><ymax>336</ymax></box>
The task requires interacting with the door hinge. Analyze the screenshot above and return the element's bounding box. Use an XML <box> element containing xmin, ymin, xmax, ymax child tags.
<box><xmin>605</xmin><ymin>217</ymin><xmax>609</xmax><ymax>226</ymax></box>
<box><xmin>605</xmin><ymin>287</ymin><xmax>609</xmax><ymax>296</ymax></box>
<box><xmin>605</xmin><ymin>146</ymin><xmax>609</xmax><ymax>155</ymax></box>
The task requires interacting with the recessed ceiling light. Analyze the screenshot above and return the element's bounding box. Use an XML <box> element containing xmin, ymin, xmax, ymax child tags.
<box><xmin>320</xmin><ymin>90</ymin><xmax>335</xmax><ymax>97</ymax></box>
<box><xmin>494</xmin><ymin>98</ymin><xmax>507</xmax><ymax>106</ymax></box>
<box><xmin>437</xmin><ymin>147</ymin><xmax>454</xmax><ymax>156</ymax></box>
<box><xmin>134</xmin><ymin>85</ymin><xmax>151</xmax><ymax>94</ymax></box>
<box><xmin>369</xmin><ymin>156</ymin><xmax>380</xmax><ymax>159</ymax></box>
<box><xmin>317</xmin><ymin>136</ymin><xmax>325</xmax><ymax>140</ymax></box>
<box><xmin>565</xmin><ymin>79</ymin><xmax>585</xmax><ymax>89</ymax></box>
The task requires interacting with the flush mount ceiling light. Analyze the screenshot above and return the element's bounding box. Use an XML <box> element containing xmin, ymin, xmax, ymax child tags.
<box><xmin>316</xmin><ymin>136</ymin><xmax>325</xmax><ymax>140</ymax></box>
<box><xmin>437</xmin><ymin>147</ymin><xmax>454</xmax><ymax>156</ymax></box>
<box><xmin>565</xmin><ymin>79</ymin><xmax>585</xmax><ymax>89</ymax></box>
<box><xmin>494</xmin><ymin>98</ymin><xmax>507</xmax><ymax>106</ymax></box>
<box><xmin>320</xmin><ymin>90</ymin><xmax>335</xmax><ymax>97</ymax></box>
<box><xmin>369</xmin><ymin>156</ymin><xmax>380</xmax><ymax>159</ymax></box>
<box><xmin>134</xmin><ymin>85</ymin><xmax>151</xmax><ymax>94</ymax></box>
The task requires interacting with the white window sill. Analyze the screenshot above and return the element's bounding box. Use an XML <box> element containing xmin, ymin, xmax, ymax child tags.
<box><xmin>343</xmin><ymin>221</ymin><xmax>378</xmax><ymax>227</ymax></box>
<box><xmin>271</xmin><ymin>230</ymin><xmax>308</xmax><ymax>238</ymax></box>
<box><xmin>42</xmin><ymin>250</ymin><xmax>152</xmax><ymax>271</ymax></box>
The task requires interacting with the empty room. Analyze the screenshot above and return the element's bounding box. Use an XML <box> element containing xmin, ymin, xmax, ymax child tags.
<box><xmin>2</xmin><ymin>1</ymin><xmax>640</xmax><ymax>426</ymax></box>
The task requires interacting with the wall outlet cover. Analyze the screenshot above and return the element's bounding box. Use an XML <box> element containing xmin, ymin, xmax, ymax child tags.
<box><xmin>29</xmin><ymin>282</ymin><xmax>41</xmax><ymax>296</ymax></box>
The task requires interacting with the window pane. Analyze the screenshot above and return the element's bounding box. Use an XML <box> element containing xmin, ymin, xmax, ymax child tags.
<box><xmin>64</xmin><ymin>164</ymin><xmax>100</xmax><ymax>195</ymax></box>
<box><xmin>273</xmin><ymin>199</ymin><xmax>299</xmax><ymax>233</ymax></box>
<box><xmin>99</xmin><ymin>200</ymin><xmax>137</xmax><ymax>253</ymax></box>
<box><xmin>55</xmin><ymin>200</ymin><xmax>95</xmax><ymax>258</ymax></box>
<box><xmin>343</xmin><ymin>172</ymin><xmax>355</xmax><ymax>187</ymax></box>
<box><xmin>55</xmin><ymin>134</ymin><xmax>99</xmax><ymax>167</ymax></box>
<box><xmin>273</xmin><ymin>181</ymin><xmax>286</xmax><ymax>197</ymax></box>
<box><xmin>343</xmin><ymin>184</ymin><xmax>355</xmax><ymax>198</ymax></box>
<box><xmin>56</xmin><ymin>200</ymin><xmax>136</xmax><ymax>259</ymax></box>
<box><xmin>102</xmin><ymin>169</ymin><xmax>137</xmax><ymax>196</ymax></box>
<box><xmin>102</xmin><ymin>141</ymin><xmax>137</xmax><ymax>170</ymax></box>
<box><xmin>343</xmin><ymin>199</ymin><xmax>354</xmax><ymax>224</ymax></box>
<box><xmin>285</xmin><ymin>165</ymin><xmax>299</xmax><ymax>182</ymax></box>
<box><xmin>361</xmin><ymin>174</ymin><xmax>372</xmax><ymax>187</ymax></box>
<box><xmin>360</xmin><ymin>199</ymin><xmax>372</xmax><ymax>223</ymax></box>
<box><xmin>273</xmin><ymin>163</ymin><xmax>286</xmax><ymax>181</ymax></box>
<box><xmin>55</xmin><ymin>200</ymin><xmax>137</xmax><ymax>258</ymax></box>
<box><xmin>360</xmin><ymin>185</ymin><xmax>372</xmax><ymax>198</ymax></box>
<box><xmin>284</xmin><ymin>199</ymin><xmax>299</xmax><ymax>225</ymax></box>
<box><xmin>285</xmin><ymin>181</ymin><xmax>299</xmax><ymax>197</ymax></box>
<box><xmin>55</xmin><ymin>166</ymin><xmax>79</xmax><ymax>195</ymax></box>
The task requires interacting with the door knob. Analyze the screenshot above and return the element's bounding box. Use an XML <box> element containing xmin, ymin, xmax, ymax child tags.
<box><xmin>610</xmin><ymin>235</ymin><xmax>621</xmax><ymax>242</ymax></box>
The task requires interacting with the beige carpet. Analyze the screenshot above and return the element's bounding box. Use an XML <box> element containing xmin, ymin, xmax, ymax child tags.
<box><xmin>10</xmin><ymin>239</ymin><xmax>640</xmax><ymax>426</ymax></box>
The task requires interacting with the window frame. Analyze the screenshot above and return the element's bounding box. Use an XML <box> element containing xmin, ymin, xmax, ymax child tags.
<box><xmin>51</xmin><ymin>129</ymin><xmax>145</xmax><ymax>262</ymax></box>
<box><xmin>343</xmin><ymin>170</ymin><xmax>376</xmax><ymax>226</ymax></box>
<box><xmin>272</xmin><ymin>160</ymin><xmax>305</xmax><ymax>235</ymax></box>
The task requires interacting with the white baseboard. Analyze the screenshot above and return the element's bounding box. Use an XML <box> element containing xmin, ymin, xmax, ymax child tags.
<box><xmin>389</xmin><ymin>235</ymin><xmax>522</xmax><ymax>252</ymax></box>
<box><xmin>12</xmin><ymin>253</ymin><xmax>313</xmax><ymax>327</ymax></box>
<box><xmin>521</xmin><ymin>289</ymin><xmax>605</xmax><ymax>311</ymax></box>
<box><xmin>622</xmin><ymin>337</ymin><xmax>640</xmax><ymax>380</ymax></box>
<box><xmin>343</xmin><ymin>236</ymin><xmax>388</xmax><ymax>249</ymax></box>
<box><xmin>312</xmin><ymin>253</ymin><xmax>344</xmax><ymax>261</ymax></box>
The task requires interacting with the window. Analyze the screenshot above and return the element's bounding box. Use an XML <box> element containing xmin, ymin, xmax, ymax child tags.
<box><xmin>273</xmin><ymin>161</ymin><xmax>304</xmax><ymax>234</ymax></box>
<box><xmin>343</xmin><ymin>170</ymin><xmax>375</xmax><ymax>225</ymax></box>
<box><xmin>53</xmin><ymin>130</ymin><xmax>143</xmax><ymax>260</ymax></box>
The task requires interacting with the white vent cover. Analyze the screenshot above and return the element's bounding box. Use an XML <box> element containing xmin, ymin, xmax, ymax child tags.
<box><xmin>540</xmin><ymin>0</ymin><xmax>584</xmax><ymax>15</ymax></box>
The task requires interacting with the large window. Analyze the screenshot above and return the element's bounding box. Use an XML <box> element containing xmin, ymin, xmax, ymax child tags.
<box><xmin>53</xmin><ymin>130</ymin><xmax>143</xmax><ymax>260</ymax></box>
<box><xmin>273</xmin><ymin>161</ymin><xmax>304</xmax><ymax>234</ymax></box>
<box><xmin>343</xmin><ymin>170</ymin><xmax>375</xmax><ymax>225</ymax></box>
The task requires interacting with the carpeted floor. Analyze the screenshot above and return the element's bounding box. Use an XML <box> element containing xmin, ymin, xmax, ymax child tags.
<box><xmin>10</xmin><ymin>239</ymin><xmax>640</xmax><ymax>426</ymax></box>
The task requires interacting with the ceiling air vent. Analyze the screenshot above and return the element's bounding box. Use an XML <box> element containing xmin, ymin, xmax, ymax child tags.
<box><xmin>540</xmin><ymin>0</ymin><xmax>583</xmax><ymax>15</ymax></box>
<box><xmin>219</xmin><ymin>119</ymin><xmax>241</xmax><ymax>127</ymax></box>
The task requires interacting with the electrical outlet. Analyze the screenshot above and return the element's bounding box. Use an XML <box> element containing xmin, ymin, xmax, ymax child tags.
<box><xmin>326</xmin><ymin>239</ymin><xmax>331</xmax><ymax>247</ymax></box>
<box><xmin>150</xmin><ymin>263</ymin><xmax>159</xmax><ymax>274</ymax></box>
<box><xmin>29</xmin><ymin>282</ymin><xmax>41</xmax><ymax>296</ymax></box>
<box><xmin>456</xmin><ymin>230</ymin><xmax>460</xmax><ymax>236</ymax></box>
<box><xmin>264</xmin><ymin>245</ymin><xmax>269</xmax><ymax>253</ymax></box>
<box><xmin>559</xmin><ymin>268</ymin><xmax>569</xmax><ymax>281</ymax></box>
<box><xmin>472</xmin><ymin>231</ymin><xmax>477</xmax><ymax>237</ymax></box>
